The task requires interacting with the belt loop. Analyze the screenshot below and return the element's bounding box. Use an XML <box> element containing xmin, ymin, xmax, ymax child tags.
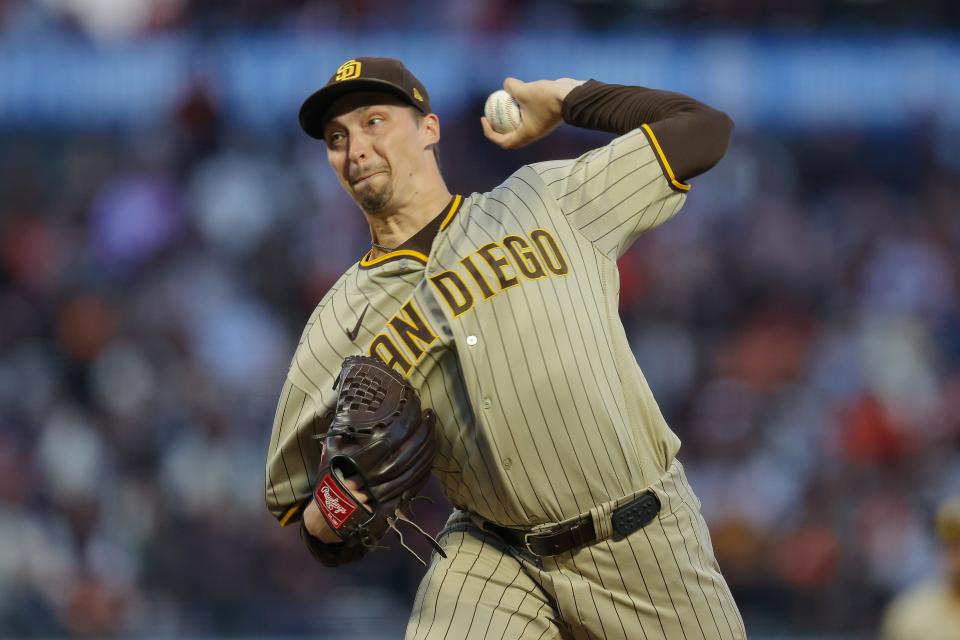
<box><xmin>590</xmin><ymin>501</ymin><xmax>614</xmax><ymax>542</ymax></box>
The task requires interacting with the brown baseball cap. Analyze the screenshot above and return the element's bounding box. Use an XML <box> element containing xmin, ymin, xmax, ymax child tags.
<box><xmin>299</xmin><ymin>57</ymin><xmax>432</xmax><ymax>139</ymax></box>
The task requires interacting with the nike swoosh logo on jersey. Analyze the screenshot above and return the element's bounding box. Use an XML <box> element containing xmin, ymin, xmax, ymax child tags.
<box><xmin>346</xmin><ymin>305</ymin><xmax>370</xmax><ymax>342</ymax></box>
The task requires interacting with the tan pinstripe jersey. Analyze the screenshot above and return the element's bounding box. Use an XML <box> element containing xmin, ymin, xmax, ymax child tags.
<box><xmin>266</xmin><ymin>124</ymin><xmax>689</xmax><ymax>528</ymax></box>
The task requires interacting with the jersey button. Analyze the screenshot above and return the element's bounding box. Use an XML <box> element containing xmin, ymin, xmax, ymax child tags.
<box><xmin>482</xmin><ymin>398</ymin><xmax>491</xmax><ymax>409</ymax></box>
<box><xmin>503</xmin><ymin>457</ymin><xmax>513</xmax><ymax>470</ymax></box>
<box><xmin>466</xmin><ymin>335</ymin><xmax>478</xmax><ymax>346</ymax></box>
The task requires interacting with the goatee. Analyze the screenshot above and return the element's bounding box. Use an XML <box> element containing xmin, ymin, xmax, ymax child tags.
<box><xmin>358</xmin><ymin>182</ymin><xmax>393</xmax><ymax>214</ymax></box>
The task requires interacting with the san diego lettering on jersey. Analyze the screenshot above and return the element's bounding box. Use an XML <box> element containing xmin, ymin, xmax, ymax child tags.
<box><xmin>430</xmin><ymin>228</ymin><xmax>568</xmax><ymax>317</ymax></box>
<box><xmin>367</xmin><ymin>227</ymin><xmax>569</xmax><ymax>375</ymax></box>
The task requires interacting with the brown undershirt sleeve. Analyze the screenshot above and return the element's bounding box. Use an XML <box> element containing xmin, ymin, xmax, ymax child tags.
<box><xmin>561</xmin><ymin>79</ymin><xmax>734</xmax><ymax>182</ymax></box>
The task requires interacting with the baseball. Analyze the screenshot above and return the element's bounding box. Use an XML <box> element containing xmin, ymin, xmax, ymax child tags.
<box><xmin>484</xmin><ymin>89</ymin><xmax>522</xmax><ymax>134</ymax></box>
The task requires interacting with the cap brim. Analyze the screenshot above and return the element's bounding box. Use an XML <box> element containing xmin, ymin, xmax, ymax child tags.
<box><xmin>299</xmin><ymin>79</ymin><xmax>422</xmax><ymax>139</ymax></box>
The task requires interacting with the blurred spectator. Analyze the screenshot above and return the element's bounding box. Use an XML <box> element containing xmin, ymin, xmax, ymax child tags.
<box><xmin>881</xmin><ymin>498</ymin><xmax>960</xmax><ymax>640</ymax></box>
<box><xmin>35</xmin><ymin>0</ymin><xmax>186</xmax><ymax>39</ymax></box>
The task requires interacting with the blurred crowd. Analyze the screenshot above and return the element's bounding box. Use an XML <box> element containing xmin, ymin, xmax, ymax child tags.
<box><xmin>2</xmin><ymin>33</ymin><xmax>960</xmax><ymax>640</ymax></box>
<box><xmin>0</xmin><ymin>0</ymin><xmax>958</xmax><ymax>40</ymax></box>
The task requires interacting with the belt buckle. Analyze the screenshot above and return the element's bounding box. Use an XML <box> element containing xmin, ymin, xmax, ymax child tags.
<box><xmin>522</xmin><ymin>530</ymin><xmax>549</xmax><ymax>558</ymax></box>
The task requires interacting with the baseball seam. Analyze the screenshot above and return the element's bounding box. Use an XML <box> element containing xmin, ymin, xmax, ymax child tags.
<box><xmin>489</xmin><ymin>93</ymin><xmax>519</xmax><ymax>133</ymax></box>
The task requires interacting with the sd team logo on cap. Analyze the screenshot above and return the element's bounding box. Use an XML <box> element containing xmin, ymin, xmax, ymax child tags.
<box><xmin>335</xmin><ymin>60</ymin><xmax>362</xmax><ymax>82</ymax></box>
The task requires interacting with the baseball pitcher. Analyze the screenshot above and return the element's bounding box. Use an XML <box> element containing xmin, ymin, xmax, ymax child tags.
<box><xmin>265</xmin><ymin>56</ymin><xmax>745</xmax><ymax>639</ymax></box>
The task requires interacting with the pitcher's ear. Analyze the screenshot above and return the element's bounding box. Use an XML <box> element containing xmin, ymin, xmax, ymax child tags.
<box><xmin>421</xmin><ymin>113</ymin><xmax>441</xmax><ymax>145</ymax></box>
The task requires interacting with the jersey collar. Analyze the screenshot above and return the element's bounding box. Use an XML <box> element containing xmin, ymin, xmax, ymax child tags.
<box><xmin>358</xmin><ymin>194</ymin><xmax>463</xmax><ymax>269</ymax></box>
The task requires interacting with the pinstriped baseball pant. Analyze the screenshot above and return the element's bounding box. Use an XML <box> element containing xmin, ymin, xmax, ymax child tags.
<box><xmin>405</xmin><ymin>460</ymin><xmax>746</xmax><ymax>640</ymax></box>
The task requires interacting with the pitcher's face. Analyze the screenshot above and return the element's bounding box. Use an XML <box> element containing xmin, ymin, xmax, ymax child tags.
<box><xmin>323</xmin><ymin>92</ymin><xmax>431</xmax><ymax>214</ymax></box>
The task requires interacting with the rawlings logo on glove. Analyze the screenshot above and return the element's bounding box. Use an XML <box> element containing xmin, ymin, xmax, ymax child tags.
<box><xmin>316</xmin><ymin>476</ymin><xmax>357</xmax><ymax>528</ymax></box>
<box><xmin>313</xmin><ymin>355</ymin><xmax>444</xmax><ymax>565</ymax></box>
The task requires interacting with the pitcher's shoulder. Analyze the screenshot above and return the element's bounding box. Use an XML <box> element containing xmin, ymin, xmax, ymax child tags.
<box><xmin>465</xmin><ymin>166</ymin><xmax>561</xmax><ymax>221</ymax></box>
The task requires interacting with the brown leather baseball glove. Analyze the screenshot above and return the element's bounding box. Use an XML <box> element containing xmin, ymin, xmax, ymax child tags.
<box><xmin>312</xmin><ymin>355</ymin><xmax>444</xmax><ymax>565</ymax></box>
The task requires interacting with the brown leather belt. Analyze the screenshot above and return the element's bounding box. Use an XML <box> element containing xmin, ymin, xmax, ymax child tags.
<box><xmin>482</xmin><ymin>491</ymin><xmax>661</xmax><ymax>558</ymax></box>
